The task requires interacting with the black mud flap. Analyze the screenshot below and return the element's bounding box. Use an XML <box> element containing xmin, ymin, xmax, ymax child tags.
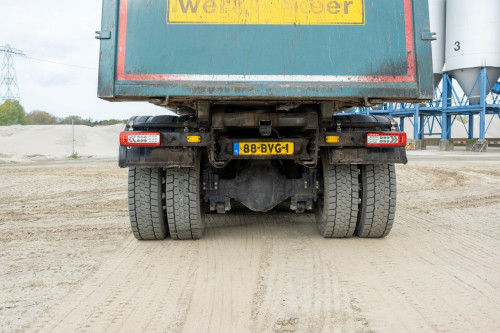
<box><xmin>327</xmin><ymin>147</ymin><xmax>408</xmax><ymax>165</ymax></box>
<box><xmin>119</xmin><ymin>146</ymin><xmax>198</xmax><ymax>168</ymax></box>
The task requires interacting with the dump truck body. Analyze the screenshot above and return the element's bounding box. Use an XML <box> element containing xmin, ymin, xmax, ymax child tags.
<box><xmin>97</xmin><ymin>0</ymin><xmax>433</xmax><ymax>240</ymax></box>
<box><xmin>98</xmin><ymin>0</ymin><xmax>433</xmax><ymax>104</ymax></box>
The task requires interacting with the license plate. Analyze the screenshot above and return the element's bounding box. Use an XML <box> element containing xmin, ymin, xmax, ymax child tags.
<box><xmin>233</xmin><ymin>142</ymin><xmax>294</xmax><ymax>155</ymax></box>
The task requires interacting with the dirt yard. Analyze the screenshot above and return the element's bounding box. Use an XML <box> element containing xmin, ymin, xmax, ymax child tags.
<box><xmin>1</xmin><ymin>151</ymin><xmax>499</xmax><ymax>332</ymax></box>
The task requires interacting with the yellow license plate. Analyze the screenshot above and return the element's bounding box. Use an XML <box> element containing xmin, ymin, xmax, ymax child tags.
<box><xmin>233</xmin><ymin>142</ymin><xmax>294</xmax><ymax>155</ymax></box>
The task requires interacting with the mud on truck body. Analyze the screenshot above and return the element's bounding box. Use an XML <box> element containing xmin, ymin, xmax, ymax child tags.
<box><xmin>97</xmin><ymin>0</ymin><xmax>434</xmax><ymax>240</ymax></box>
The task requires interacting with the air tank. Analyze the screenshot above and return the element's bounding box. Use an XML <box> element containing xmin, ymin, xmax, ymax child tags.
<box><xmin>444</xmin><ymin>0</ymin><xmax>500</xmax><ymax>104</ymax></box>
<box><xmin>428</xmin><ymin>0</ymin><xmax>446</xmax><ymax>88</ymax></box>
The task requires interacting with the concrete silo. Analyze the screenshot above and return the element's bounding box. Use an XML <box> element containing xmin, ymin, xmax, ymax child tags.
<box><xmin>428</xmin><ymin>0</ymin><xmax>446</xmax><ymax>88</ymax></box>
<box><xmin>444</xmin><ymin>0</ymin><xmax>500</xmax><ymax>104</ymax></box>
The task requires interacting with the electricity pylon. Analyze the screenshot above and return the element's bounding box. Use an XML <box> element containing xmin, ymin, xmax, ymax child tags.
<box><xmin>0</xmin><ymin>44</ymin><xmax>26</xmax><ymax>102</ymax></box>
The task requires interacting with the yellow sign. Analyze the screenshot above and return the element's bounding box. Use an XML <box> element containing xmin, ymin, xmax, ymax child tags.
<box><xmin>167</xmin><ymin>0</ymin><xmax>365</xmax><ymax>25</ymax></box>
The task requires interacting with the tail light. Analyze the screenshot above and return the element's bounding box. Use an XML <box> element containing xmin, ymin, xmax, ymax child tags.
<box><xmin>366</xmin><ymin>132</ymin><xmax>407</xmax><ymax>147</ymax></box>
<box><xmin>120</xmin><ymin>131</ymin><xmax>161</xmax><ymax>147</ymax></box>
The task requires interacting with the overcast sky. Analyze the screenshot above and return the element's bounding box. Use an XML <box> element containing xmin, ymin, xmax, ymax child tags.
<box><xmin>0</xmin><ymin>0</ymin><xmax>165</xmax><ymax>120</ymax></box>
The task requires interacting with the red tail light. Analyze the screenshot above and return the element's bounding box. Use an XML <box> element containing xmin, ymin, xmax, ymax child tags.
<box><xmin>366</xmin><ymin>132</ymin><xmax>407</xmax><ymax>147</ymax></box>
<box><xmin>120</xmin><ymin>131</ymin><xmax>161</xmax><ymax>147</ymax></box>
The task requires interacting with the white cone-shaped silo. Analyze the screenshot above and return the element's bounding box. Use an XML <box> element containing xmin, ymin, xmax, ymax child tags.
<box><xmin>444</xmin><ymin>0</ymin><xmax>500</xmax><ymax>104</ymax></box>
<box><xmin>428</xmin><ymin>0</ymin><xmax>446</xmax><ymax>88</ymax></box>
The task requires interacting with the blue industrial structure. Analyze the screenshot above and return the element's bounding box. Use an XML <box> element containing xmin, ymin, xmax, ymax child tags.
<box><xmin>347</xmin><ymin>67</ymin><xmax>500</xmax><ymax>150</ymax></box>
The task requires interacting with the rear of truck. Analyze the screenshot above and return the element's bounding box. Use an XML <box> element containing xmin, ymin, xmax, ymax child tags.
<box><xmin>97</xmin><ymin>0</ymin><xmax>434</xmax><ymax>240</ymax></box>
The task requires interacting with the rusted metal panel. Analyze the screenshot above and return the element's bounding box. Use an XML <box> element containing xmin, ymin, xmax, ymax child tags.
<box><xmin>212</xmin><ymin>111</ymin><xmax>318</xmax><ymax>129</ymax></box>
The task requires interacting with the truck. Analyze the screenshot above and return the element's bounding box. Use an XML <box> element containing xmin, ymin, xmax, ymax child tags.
<box><xmin>96</xmin><ymin>0</ymin><xmax>434</xmax><ymax>240</ymax></box>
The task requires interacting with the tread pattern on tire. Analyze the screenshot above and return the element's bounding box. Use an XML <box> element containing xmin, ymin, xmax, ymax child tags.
<box><xmin>356</xmin><ymin>164</ymin><xmax>397</xmax><ymax>238</ymax></box>
<box><xmin>128</xmin><ymin>168</ymin><xmax>168</xmax><ymax>240</ymax></box>
<box><xmin>316</xmin><ymin>154</ymin><xmax>359</xmax><ymax>238</ymax></box>
<box><xmin>166</xmin><ymin>161</ymin><xmax>205</xmax><ymax>240</ymax></box>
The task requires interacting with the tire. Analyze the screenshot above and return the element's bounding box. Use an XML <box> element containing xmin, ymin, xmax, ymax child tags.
<box><xmin>333</xmin><ymin>114</ymin><xmax>393</xmax><ymax>128</ymax></box>
<box><xmin>128</xmin><ymin>168</ymin><xmax>168</xmax><ymax>240</ymax></box>
<box><xmin>128</xmin><ymin>115</ymin><xmax>190</xmax><ymax>126</ymax></box>
<box><xmin>165</xmin><ymin>152</ymin><xmax>205</xmax><ymax>240</ymax></box>
<box><xmin>355</xmin><ymin>164</ymin><xmax>397</xmax><ymax>238</ymax></box>
<box><xmin>315</xmin><ymin>151</ymin><xmax>359</xmax><ymax>238</ymax></box>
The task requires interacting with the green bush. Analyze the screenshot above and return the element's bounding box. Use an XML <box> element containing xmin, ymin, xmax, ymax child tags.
<box><xmin>69</xmin><ymin>151</ymin><xmax>79</xmax><ymax>159</ymax></box>
<box><xmin>59</xmin><ymin>116</ymin><xmax>125</xmax><ymax>126</ymax></box>
<box><xmin>26</xmin><ymin>110</ymin><xmax>59</xmax><ymax>125</ymax></box>
<box><xmin>94</xmin><ymin>119</ymin><xmax>125</xmax><ymax>126</ymax></box>
<box><xmin>59</xmin><ymin>115</ymin><xmax>93</xmax><ymax>126</ymax></box>
<box><xmin>0</xmin><ymin>100</ymin><xmax>27</xmax><ymax>125</ymax></box>
<box><xmin>0</xmin><ymin>101</ymin><xmax>126</xmax><ymax>126</ymax></box>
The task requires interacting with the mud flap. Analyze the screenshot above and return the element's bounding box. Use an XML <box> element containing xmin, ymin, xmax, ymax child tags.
<box><xmin>327</xmin><ymin>147</ymin><xmax>408</xmax><ymax>165</ymax></box>
<box><xmin>119</xmin><ymin>146</ymin><xmax>198</xmax><ymax>168</ymax></box>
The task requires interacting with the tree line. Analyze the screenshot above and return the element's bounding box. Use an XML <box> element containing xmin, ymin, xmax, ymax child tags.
<box><xmin>0</xmin><ymin>100</ymin><xmax>126</xmax><ymax>126</ymax></box>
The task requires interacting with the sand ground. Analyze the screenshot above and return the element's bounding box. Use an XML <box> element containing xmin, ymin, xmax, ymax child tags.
<box><xmin>0</xmin><ymin>127</ymin><xmax>499</xmax><ymax>332</ymax></box>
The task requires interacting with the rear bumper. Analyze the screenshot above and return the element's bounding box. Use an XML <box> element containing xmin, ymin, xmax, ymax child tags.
<box><xmin>119</xmin><ymin>130</ymin><xmax>408</xmax><ymax>168</ymax></box>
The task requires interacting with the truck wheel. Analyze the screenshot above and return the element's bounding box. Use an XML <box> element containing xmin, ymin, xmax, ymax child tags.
<box><xmin>128</xmin><ymin>168</ymin><xmax>168</xmax><ymax>240</ymax></box>
<box><xmin>315</xmin><ymin>153</ymin><xmax>359</xmax><ymax>238</ymax></box>
<box><xmin>355</xmin><ymin>164</ymin><xmax>397</xmax><ymax>238</ymax></box>
<box><xmin>165</xmin><ymin>154</ymin><xmax>205</xmax><ymax>240</ymax></box>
